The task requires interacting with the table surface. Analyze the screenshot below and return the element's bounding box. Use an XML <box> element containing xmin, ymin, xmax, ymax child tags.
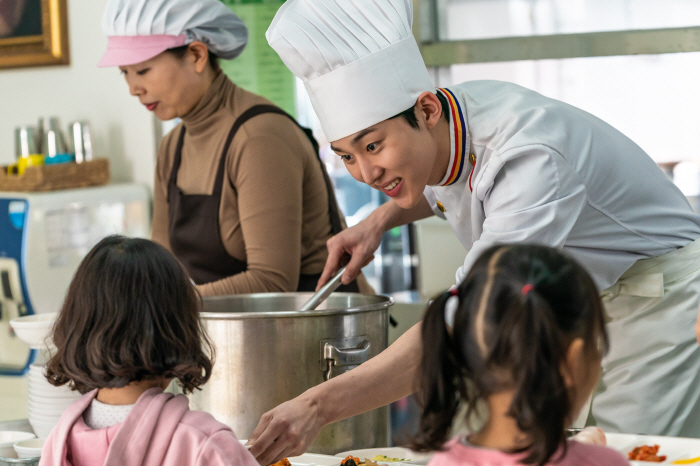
<box><xmin>0</xmin><ymin>376</ymin><xmax>28</xmax><ymax>423</ymax></box>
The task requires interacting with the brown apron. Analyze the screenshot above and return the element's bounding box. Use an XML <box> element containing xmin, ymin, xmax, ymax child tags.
<box><xmin>167</xmin><ymin>104</ymin><xmax>359</xmax><ymax>292</ymax></box>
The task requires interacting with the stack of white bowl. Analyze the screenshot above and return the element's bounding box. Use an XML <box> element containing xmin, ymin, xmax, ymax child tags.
<box><xmin>27</xmin><ymin>363</ymin><xmax>81</xmax><ymax>438</ymax></box>
<box><xmin>9</xmin><ymin>313</ymin><xmax>81</xmax><ymax>438</ymax></box>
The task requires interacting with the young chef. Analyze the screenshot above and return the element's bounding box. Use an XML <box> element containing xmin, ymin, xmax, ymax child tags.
<box><xmin>98</xmin><ymin>0</ymin><xmax>369</xmax><ymax>296</ymax></box>
<box><xmin>247</xmin><ymin>0</ymin><xmax>700</xmax><ymax>462</ymax></box>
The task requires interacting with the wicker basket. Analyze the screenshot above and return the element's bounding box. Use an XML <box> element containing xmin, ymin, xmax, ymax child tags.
<box><xmin>0</xmin><ymin>159</ymin><xmax>110</xmax><ymax>192</ymax></box>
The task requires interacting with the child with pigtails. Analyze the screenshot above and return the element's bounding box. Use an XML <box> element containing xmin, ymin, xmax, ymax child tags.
<box><xmin>413</xmin><ymin>245</ymin><xmax>629</xmax><ymax>466</ymax></box>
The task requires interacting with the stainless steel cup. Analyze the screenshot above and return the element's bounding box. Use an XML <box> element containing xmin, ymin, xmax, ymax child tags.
<box><xmin>69</xmin><ymin>121</ymin><xmax>93</xmax><ymax>163</ymax></box>
<box><xmin>42</xmin><ymin>118</ymin><xmax>68</xmax><ymax>158</ymax></box>
<box><xmin>36</xmin><ymin>117</ymin><xmax>45</xmax><ymax>154</ymax></box>
<box><xmin>15</xmin><ymin>126</ymin><xmax>38</xmax><ymax>158</ymax></box>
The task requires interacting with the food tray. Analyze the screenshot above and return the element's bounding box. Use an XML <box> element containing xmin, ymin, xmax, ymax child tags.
<box><xmin>607</xmin><ymin>433</ymin><xmax>700</xmax><ymax>465</ymax></box>
<box><xmin>0</xmin><ymin>159</ymin><xmax>109</xmax><ymax>192</ymax></box>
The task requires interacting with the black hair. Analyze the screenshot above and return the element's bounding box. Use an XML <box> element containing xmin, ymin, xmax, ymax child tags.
<box><xmin>388</xmin><ymin>90</ymin><xmax>451</xmax><ymax>129</ymax></box>
<box><xmin>412</xmin><ymin>244</ymin><xmax>608</xmax><ymax>465</ymax></box>
<box><xmin>45</xmin><ymin>235</ymin><xmax>214</xmax><ymax>395</ymax></box>
<box><xmin>165</xmin><ymin>44</ymin><xmax>221</xmax><ymax>72</ymax></box>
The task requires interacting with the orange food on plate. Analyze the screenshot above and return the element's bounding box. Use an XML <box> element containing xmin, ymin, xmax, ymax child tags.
<box><xmin>628</xmin><ymin>445</ymin><xmax>667</xmax><ymax>462</ymax></box>
<box><xmin>342</xmin><ymin>456</ymin><xmax>361</xmax><ymax>466</ymax></box>
<box><xmin>271</xmin><ymin>459</ymin><xmax>291</xmax><ymax>466</ymax></box>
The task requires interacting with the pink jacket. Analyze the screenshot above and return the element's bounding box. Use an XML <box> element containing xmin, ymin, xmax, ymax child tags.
<box><xmin>39</xmin><ymin>388</ymin><xmax>259</xmax><ymax>466</ymax></box>
<box><xmin>428</xmin><ymin>438</ymin><xmax>630</xmax><ymax>466</ymax></box>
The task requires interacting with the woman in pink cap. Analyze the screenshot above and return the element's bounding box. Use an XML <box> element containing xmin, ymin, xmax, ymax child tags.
<box><xmin>99</xmin><ymin>0</ymin><xmax>370</xmax><ymax>296</ymax></box>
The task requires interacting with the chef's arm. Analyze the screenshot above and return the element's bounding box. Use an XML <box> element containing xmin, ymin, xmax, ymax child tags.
<box><xmin>248</xmin><ymin>321</ymin><xmax>422</xmax><ymax>465</ymax></box>
<box><xmin>318</xmin><ymin>195</ymin><xmax>435</xmax><ymax>289</ymax></box>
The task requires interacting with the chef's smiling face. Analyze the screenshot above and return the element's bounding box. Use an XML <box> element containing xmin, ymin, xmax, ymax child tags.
<box><xmin>119</xmin><ymin>42</ymin><xmax>213</xmax><ymax>121</ymax></box>
<box><xmin>330</xmin><ymin>92</ymin><xmax>451</xmax><ymax>209</ymax></box>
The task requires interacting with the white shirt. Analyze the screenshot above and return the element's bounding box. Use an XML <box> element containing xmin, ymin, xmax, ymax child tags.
<box><xmin>83</xmin><ymin>399</ymin><xmax>133</xmax><ymax>429</ymax></box>
<box><xmin>424</xmin><ymin>82</ymin><xmax>700</xmax><ymax>290</ymax></box>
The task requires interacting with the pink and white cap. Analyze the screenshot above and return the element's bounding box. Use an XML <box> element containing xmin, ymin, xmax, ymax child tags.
<box><xmin>98</xmin><ymin>0</ymin><xmax>248</xmax><ymax>68</ymax></box>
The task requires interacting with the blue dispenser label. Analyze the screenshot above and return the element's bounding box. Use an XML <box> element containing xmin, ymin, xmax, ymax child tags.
<box><xmin>8</xmin><ymin>201</ymin><xmax>26</xmax><ymax>230</ymax></box>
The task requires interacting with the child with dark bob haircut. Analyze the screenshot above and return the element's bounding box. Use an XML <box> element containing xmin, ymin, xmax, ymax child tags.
<box><xmin>40</xmin><ymin>236</ymin><xmax>258</xmax><ymax>466</ymax></box>
<box><xmin>413</xmin><ymin>245</ymin><xmax>629</xmax><ymax>466</ymax></box>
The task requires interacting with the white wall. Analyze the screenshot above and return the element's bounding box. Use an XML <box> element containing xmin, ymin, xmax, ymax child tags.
<box><xmin>0</xmin><ymin>0</ymin><xmax>157</xmax><ymax>188</ymax></box>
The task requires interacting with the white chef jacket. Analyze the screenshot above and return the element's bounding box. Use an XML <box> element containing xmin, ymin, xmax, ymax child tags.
<box><xmin>425</xmin><ymin>82</ymin><xmax>700</xmax><ymax>290</ymax></box>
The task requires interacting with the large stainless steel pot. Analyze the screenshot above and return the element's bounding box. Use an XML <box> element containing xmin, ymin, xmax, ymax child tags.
<box><xmin>190</xmin><ymin>292</ymin><xmax>393</xmax><ymax>454</ymax></box>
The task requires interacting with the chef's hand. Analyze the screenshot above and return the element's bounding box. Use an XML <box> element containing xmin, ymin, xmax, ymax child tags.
<box><xmin>316</xmin><ymin>217</ymin><xmax>383</xmax><ymax>290</ymax></box>
<box><xmin>317</xmin><ymin>198</ymin><xmax>434</xmax><ymax>290</ymax></box>
<box><xmin>247</xmin><ymin>393</ymin><xmax>323</xmax><ymax>465</ymax></box>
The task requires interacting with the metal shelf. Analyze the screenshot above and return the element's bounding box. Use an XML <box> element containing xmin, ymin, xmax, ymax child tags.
<box><xmin>419</xmin><ymin>26</ymin><xmax>700</xmax><ymax>65</ymax></box>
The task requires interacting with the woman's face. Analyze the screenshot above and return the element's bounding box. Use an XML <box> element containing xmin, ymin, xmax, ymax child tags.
<box><xmin>118</xmin><ymin>49</ymin><xmax>208</xmax><ymax>121</ymax></box>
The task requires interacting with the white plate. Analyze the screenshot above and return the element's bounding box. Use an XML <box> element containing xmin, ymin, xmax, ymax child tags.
<box><xmin>334</xmin><ymin>448</ymin><xmax>433</xmax><ymax>465</ymax></box>
<box><xmin>606</xmin><ymin>433</ymin><xmax>700</xmax><ymax>465</ymax></box>
<box><xmin>290</xmin><ymin>453</ymin><xmax>343</xmax><ymax>466</ymax></box>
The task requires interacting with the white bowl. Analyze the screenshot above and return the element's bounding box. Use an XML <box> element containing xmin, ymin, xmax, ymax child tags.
<box><xmin>9</xmin><ymin>313</ymin><xmax>57</xmax><ymax>349</ymax></box>
<box><xmin>28</xmin><ymin>386</ymin><xmax>77</xmax><ymax>398</ymax></box>
<box><xmin>0</xmin><ymin>431</ymin><xmax>35</xmax><ymax>458</ymax></box>
<box><xmin>28</xmin><ymin>400</ymin><xmax>75</xmax><ymax>413</ymax></box>
<box><xmin>28</xmin><ymin>390</ymin><xmax>77</xmax><ymax>401</ymax></box>
<box><xmin>27</xmin><ymin>420</ymin><xmax>56</xmax><ymax>439</ymax></box>
<box><xmin>13</xmin><ymin>437</ymin><xmax>45</xmax><ymax>459</ymax></box>
<box><xmin>28</xmin><ymin>389</ymin><xmax>79</xmax><ymax>400</ymax></box>
<box><xmin>28</xmin><ymin>405</ymin><xmax>69</xmax><ymax>418</ymax></box>
<box><xmin>28</xmin><ymin>380</ymin><xmax>74</xmax><ymax>391</ymax></box>
<box><xmin>28</xmin><ymin>374</ymin><xmax>74</xmax><ymax>391</ymax></box>
<box><xmin>28</xmin><ymin>375</ymin><xmax>49</xmax><ymax>385</ymax></box>
<box><xmin>27</xmin><ymin>418</ymin><xmax>61</xmax><ymax>431</ymax></box>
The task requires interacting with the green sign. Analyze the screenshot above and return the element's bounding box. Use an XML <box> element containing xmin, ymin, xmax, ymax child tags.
<box><xmin>219</xmin><ymin>0</ymin><xmax>296</xmax><ymax>117</ymax></box>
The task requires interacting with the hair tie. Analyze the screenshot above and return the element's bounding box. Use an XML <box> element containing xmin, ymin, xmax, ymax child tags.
<box><xmin>521</xmin><ymin>283</ymin><xmax>535</xmax><ymax>296</ymax></box>
<box><xmin>444</xmin><ymin>288</ymin><xmax>459</xmax><ymax>329</ymax></box>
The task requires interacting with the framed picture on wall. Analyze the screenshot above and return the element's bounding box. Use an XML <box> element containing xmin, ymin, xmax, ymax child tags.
<box><xmin>0</xmin><ymin>0</ymin><xmax>69</xmax><ymax>69</ymax></box>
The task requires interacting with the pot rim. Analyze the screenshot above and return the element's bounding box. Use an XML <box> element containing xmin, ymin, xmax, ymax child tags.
<box><xmin>199</xmin><ymin>292</ymin><xmax>394</xmax><ymax>320</ymax></box>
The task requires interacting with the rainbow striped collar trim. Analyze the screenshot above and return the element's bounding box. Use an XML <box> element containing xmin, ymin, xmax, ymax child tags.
<box><xmin>436</xmin><ymin>87</ymin><xmax>471</xmax><ymax>187</ymax></box>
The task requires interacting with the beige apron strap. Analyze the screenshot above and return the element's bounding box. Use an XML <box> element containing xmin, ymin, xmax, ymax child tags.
<box><xmin>601</xmin><ymin>236</ymin><xmax>700</xmax><ymax>301</ymax></box>
<box><xmin>600</xmin><ymin>273</ymin><xmax>664</xmax><ymax>300</ymax></box>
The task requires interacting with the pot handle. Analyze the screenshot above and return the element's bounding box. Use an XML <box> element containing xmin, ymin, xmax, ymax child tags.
<box><xmin>322</xmin><ymin>340</ymin><xmax>371</xmax><ymax>381</ymax></box>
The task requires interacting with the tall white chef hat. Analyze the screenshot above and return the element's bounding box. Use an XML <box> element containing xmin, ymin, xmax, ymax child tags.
<box><xmin>98</xmin><ymin>0</ymin><xmax>248</xmax><ymax>68</ymax></box>
<box><xmin>266</xmin><ymin>0</ymin><xmax>434</xmax><ymax>142</ymax></box>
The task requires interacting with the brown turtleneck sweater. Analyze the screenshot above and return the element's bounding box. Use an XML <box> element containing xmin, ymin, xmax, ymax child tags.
<box><xmin>152</xmin><ymin>72</ymin><xmax>363</xmax><ymax>296</ymax></box>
